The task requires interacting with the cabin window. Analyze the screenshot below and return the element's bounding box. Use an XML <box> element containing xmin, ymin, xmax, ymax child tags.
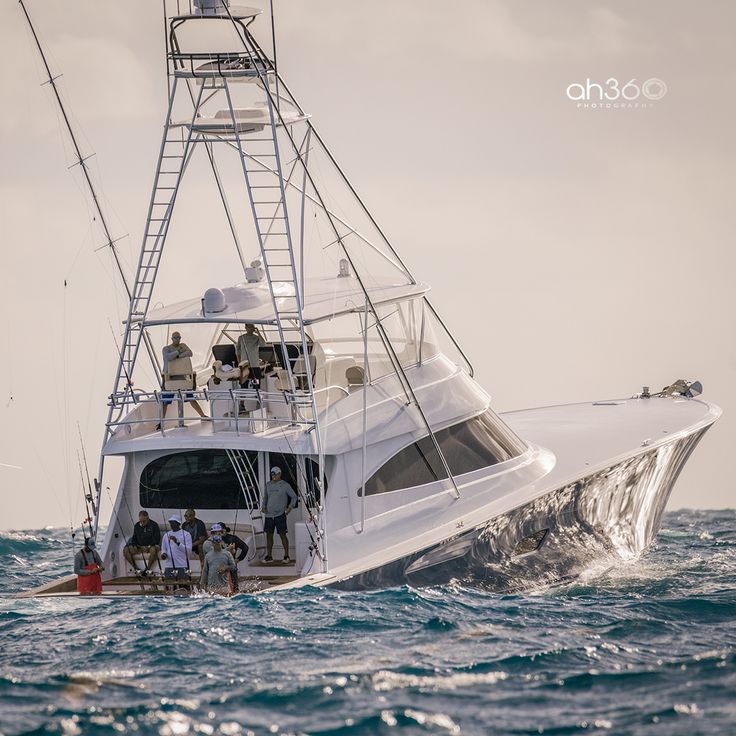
<box><xmin>362</xmin><ymin>436</ymin><xmax>447</xmax><ymax>496</ymax></box>
<box><xmin>139</xmin><ymin>450</ymin><xmax>326</xmax><ymax>509</ymax></box>
<box><xmin>360</xmin><ymin>410</ymin><xmax>526</xmax><ymax>496</ymax></box>
<box><xmin>140</xmin><ymin>449</ymin><xmax>258</xmax><ymax>509</ymax></box>
<box><xmin>435</xmin><ymin>410</ymin><xmax>524</xmax><ymax>476</ymax></box>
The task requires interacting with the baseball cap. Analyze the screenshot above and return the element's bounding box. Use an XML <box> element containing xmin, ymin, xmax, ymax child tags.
<box><xmin>270</xmin><ymin>466</ymin><xmax>281</xmax><ymax>476</ymax></box>
<box><xmin>210</xmin><ymin>523</ymin><xmax>223</xmax><ymax>532</ymax></box>
<box><xmin>168</xmin><ymin>514</ymin><xmax>182</xmax><ymax>523</ymax></box>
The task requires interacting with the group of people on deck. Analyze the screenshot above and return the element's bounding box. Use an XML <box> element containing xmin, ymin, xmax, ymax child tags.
<box><xmin>159</xmin><ymin>325</ymin><xmax>268</xmax><ymax>425</ymax></box>
<box><xmin>110</xmin><ymin>466</ymin><xmax>297</xmax><ymax>595</ymax></box>
<box><xmin>123</xmin><ymin>509</ymin><xmax>248</xmax><ymax>593</ymax></box>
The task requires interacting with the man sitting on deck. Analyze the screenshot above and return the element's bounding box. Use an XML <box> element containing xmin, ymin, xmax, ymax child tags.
<box><xmin>160</xmin><ymin>515</ymin><xmax>192</xmax><ymax>582</ymax></box>
<box><xmin>123</xmin><ymin>510</ymin><xmax>161</xmax><ymax>574</ymax></box>
<box><xmin>261</xmin><ymin>466</ymin><xmax>297</xmax><ymax>563</ymax></box>
<box><xmin>221</xmin><ymin>522</ymin><xmax>249</xmax><ymax>564</ymax></box>
<box><xmin>182</xmin><ymin>508</ymin><xmax>208</xmax><ymax>565</ymax></box>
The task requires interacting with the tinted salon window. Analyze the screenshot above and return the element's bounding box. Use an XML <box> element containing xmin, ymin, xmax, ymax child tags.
<box><xmin>362</xmin><ymin>437</ymin><xmax>446</xmax><ymax>495</ymax></box>
<box><xmin>140</xmin><ymin>450</ymin><xmax>257</xmax><ymax>509</ymax></box>
<box><xmin>361</xmin><ymin>411</ymin><xmax>525</xmax><ymax>496</ymax></box>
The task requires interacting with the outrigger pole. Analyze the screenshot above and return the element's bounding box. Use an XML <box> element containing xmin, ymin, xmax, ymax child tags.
<box><xmin>18</xmin><ymin>0</ymin><xmax>163</xmax><ymax>535</ymax></box>
<box><xmin>19</xmin><ymin>1</ymin><xmax>124</xmax><ymax>290</ymax></box>
<box><xmin>18</xmin><ymin>1</ymin><xmax>161</xmax><ymax>379</ymax></box>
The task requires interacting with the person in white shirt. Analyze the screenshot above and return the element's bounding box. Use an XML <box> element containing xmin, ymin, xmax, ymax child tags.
<box><xmin>160</xmin><ymin>514</ymin><xmax>193</xmax><ymax>582</ymax></box>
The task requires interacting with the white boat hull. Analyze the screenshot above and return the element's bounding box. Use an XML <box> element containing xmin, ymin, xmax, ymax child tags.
<box><xmin>328</xmin><ymin>424</ymin><xmax>709</xmax><ymax>591</ymax></box>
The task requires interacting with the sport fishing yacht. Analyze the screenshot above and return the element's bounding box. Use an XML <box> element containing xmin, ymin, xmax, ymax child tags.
<box><xmin>23</xmin><ymin>2</ymin><xmax>720</xmax><ymax>597</ymax></box>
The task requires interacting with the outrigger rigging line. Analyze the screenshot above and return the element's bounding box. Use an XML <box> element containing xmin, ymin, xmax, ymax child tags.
<box><xmin>18</xmin><ymin>0</ymin><xmax>161</xmax><ymax>381</ymax></box>
<box><xmin>18</xmin><ymin>0</ymin><xmax>128</xmax><ymax>296</ymax></box>
<box><xmin>19</xmin><ymin>0</ymin><xmax>166</xmax><ymax>537</ymax></box>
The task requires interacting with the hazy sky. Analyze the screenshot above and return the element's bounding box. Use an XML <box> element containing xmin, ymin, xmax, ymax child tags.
<box><xmin>1</xmin><ymin>0</ymin><xmax>734</xmax><ymax>529</ymax></box>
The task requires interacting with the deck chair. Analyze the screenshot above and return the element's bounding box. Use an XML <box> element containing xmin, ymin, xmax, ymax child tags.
<box><xmin>212</xmin><ymin>343</ymin><xmax>238</xmax><ymax>367</ymax></box>
<box><xmin>164</xmin><ymin>357</ymin><xmax>196</xmax><ymax>390</ymax></box>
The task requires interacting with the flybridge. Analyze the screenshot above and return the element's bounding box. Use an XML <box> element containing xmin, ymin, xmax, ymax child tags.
<box><xmin>106</xmin><ymin>0</ymin><xmax>471</xmax><ymax>494</ymax></box>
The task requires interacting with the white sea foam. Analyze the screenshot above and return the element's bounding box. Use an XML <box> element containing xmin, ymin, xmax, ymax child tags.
<box><xmin>404</xmin><ymin>709</ymin><xmax>461</xmax><ymax>734</ymax></box>
<box><xmin>372</xmin><ymin>669</ymin><xmax>507</xmax><ymax>692</ymax></box>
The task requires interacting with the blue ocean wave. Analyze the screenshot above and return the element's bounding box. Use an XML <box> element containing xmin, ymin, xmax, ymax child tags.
<box><xmin>0</xmin><ymin>511</ymin><xmax>735</xmax><ymax>735</ymax></box>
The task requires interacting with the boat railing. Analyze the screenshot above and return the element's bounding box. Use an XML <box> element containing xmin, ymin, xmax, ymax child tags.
<box><xmin>106</xmin><ymin>384</ymin><xmax>352</xmax><ymax>439</ymax></box>
<box><xmin>168</xmin><ymin>50</ymin><xmax>268</xmax><ymax>79</ymax></box>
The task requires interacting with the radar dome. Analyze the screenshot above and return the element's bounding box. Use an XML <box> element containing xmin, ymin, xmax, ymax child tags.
<box><xmin>203</xmin><ymin>287</ymin><xmax>227</xmax><ymax>313</ymax></box>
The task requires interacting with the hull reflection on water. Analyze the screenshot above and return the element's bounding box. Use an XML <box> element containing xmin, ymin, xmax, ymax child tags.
<box><xmin>335</xmin><ymin>429</ymin><xmax>707</xmax><ymax>592</ymax></box>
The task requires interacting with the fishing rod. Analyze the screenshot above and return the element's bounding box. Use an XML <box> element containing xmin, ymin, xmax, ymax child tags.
<box><xmin>18</xmin><ymin>0</ymin><xmax>127</xmax><ymax>294</ymax></box>
<box><xmin>77</xmin><ymin>423</ymin><xmax>97</xmax><ymax>519</ymax></box>
<box><xmin>76</xmin><ymin>450</ymin><xmax>95</xmax><ymax>541</ymax></box>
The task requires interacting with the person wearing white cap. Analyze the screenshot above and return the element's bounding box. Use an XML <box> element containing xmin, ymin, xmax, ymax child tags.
<box><xmin>200</xmin><ymin>529</ymin><xmax>236</xmax><ymax>595</ymax></box>
<box><xmin>202</xmin><ymin>522</ymin><xmax>225</xmax><ymax>556</ymax></box>
<box><xmin>260</xmin><ymin>466</ymin><xmax>297</xmax><ymax>563</ymax></box>
<box><xmin>160</xmin><ymin>514</ymin><xmax>193</xmax><ymax>582</ymax></box>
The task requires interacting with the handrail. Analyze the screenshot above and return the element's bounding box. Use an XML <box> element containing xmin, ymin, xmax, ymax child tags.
<box><xmin>104</xmin><ymin>386</ymin><xmax>346</xmax><ymax>437</ymax></box>
<box><xmin>313</xmin><ymin>385</ymin><xmax>350</xmax><ymax>398</ymax></box>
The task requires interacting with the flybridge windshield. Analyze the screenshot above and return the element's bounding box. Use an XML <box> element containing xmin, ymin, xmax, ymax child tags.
<box><xmin>128</xmin><ymin>296</ymin><xmax>454</xmax><ymax>393</ymax></box>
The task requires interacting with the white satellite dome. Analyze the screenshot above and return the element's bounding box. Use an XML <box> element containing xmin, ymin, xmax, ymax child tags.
<box><xmin>203</xmin><ymin>287</ymin><xmax>227</xmax><ymax>313</ymax></box>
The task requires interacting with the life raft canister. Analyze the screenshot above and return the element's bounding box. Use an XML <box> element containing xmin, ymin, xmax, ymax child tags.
<box><xmin>77</xmin><ymin>563</ymin><xmax>102</xmax><ymax>595</ymax></box>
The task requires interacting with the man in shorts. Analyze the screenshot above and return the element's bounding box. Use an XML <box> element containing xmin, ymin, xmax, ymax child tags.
<box><xmin>261</xmin><ymin>466</ymin><xmax>296</xmax><ymax>563</ymax></box>
<box><xmin>157</xmin><ymin>331</ymin><xmax>207</xmax><ymax>430</ymax></box>
<box><xmin>123</xmin><ymin>510</ymin><xmax>161</xmax><ymax>574</ymax></box>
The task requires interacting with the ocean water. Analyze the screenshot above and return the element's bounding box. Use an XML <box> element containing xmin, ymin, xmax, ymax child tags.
<box><xmin>0</xmin><ymin>510</ymin><xmax>734</xmax><ymax>736</ymax></box>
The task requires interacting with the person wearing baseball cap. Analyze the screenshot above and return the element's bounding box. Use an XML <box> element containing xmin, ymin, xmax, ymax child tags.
<box><xmin>260</xmin><ymin>466</ymin><xmax>297</xmax><ymax>563</ymax></box>
<box><xmin>160</xmin><ymin>514</ymin><xmax>192</xmax><ymax>584</ymax></box>
<box><xmin>200</xmin><ymin>525</ymin><xmax>237</xmax><ymax>595</ymax></box>
<box><xmin>202</xmin><ymin>523</ymin><xmax>225</xmax><ymax>556</ymax></box>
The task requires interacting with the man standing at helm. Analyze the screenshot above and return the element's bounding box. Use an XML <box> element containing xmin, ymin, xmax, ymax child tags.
<box><xmin>158</xmin><ymin>331</ymin><xmax>206</xmax><ymax>429</ymax></box>
<box><xmin>261</xmin><ymin>466</ymin><xmax>297</xmax><ymax>563</ymax></box>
